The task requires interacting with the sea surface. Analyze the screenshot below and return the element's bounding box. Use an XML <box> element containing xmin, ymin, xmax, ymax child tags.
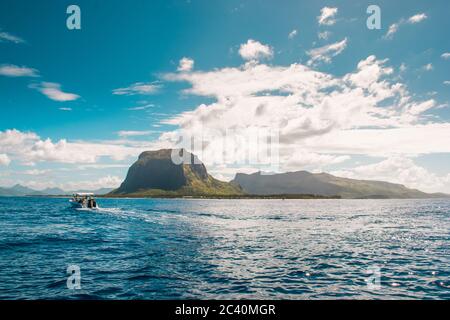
<box><xmin>0</xmin><ymin>197</ymin><xmax>448</xmax><ymax>300</ymax></box>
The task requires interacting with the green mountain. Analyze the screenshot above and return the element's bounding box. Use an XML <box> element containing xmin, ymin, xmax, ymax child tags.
<box><xmin>232</xmin><ymin>171</ymin><xmax>448</xmax><ymax>199</ymax></box>
<box><xmin>109</xmin><ymin>149</ymin><xmax>243</xmax><ymax>197</ymax></box>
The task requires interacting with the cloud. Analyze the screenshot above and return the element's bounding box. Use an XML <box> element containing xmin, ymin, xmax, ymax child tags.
<box><xmin>288</xmin><ymin>29</ymin><xmax>298</xmax><ymax>39</ymax></box>
<box><xmin>423</xmin><ymin>63</ymin><xmax>433</xmax><ymax>71</ymax></box>
<box><xmin>385</xmin><ymin>23</ymin><xmax>400</xmax><ymax>39</ymax></box>
<box><xmin>113</xmin><ymin>82</ymin><xmax>161</xmax><ymax>95</ymax></box>
<box><xmin>0</xmin><ymin>64</ymin><xmax>39</xmax><ymax>77</ymax></box>
<box><xmin>117</xmin><ymin>130</ymin><xmax>154</xmax><ymax>137</ymax></box>
<box><xmin>408</xmin><ymin>13</ymin><xmax>427</xmax><ymax>23</ymax></box>
<box><xmin>160</xmin><ymin>54</ymin><xmax>447</xmax><ymax>185</ymax></box>
<box><xmin>307</xmin><ymin>38</ymin><xmax>347</xmax><ymax>65</ymax></box>
<box><xmin>0</xmin><ymin>154</ymin><xmax>11</xmax><ymax>166</ymax></box>
<box><xmin>441</xmin><ymin>52</ymin><xmax>450</xmax><ymax>60</ymax></box>
<box><xmin>59</xmin><ymin>107</ymin><xmax>72</xmax><ymax>111</ymax></box>
<box><xmin>444</xmin><ymin>81</ymin><xmax>450</xmax><ymax>86</ymax></box>
<box><xmin>332</xmin><ymin>156</ymin><xmax>450</xmax><ymax>193</ymax></box>
<box><xmin>385</xmin><ymin>13</ymin><xmax>427</xmax><ymax>39</ymax></box>
<box><xmin>0</xmin><ymin>30</ymin><xmax>25</xmax><ymax>44</ymax></box>
<box><xmin>30</xmin><ymin>82</ymin><xmax>80</xmax><ymax>101</ymax></box>
<box><xmin>127</xmin><ymin>104</ymin><xmax>155</xmax><ymax>111</ymax></box>
<box><xmin>399</xmin><ymin>63</ymin><xmax>407</xmax><ymax>72</ymax></box>
<box><xmin>177</xmin><ymin>57</ymin><xmax>194</xmax><ymax>72</ymax></box>
<box><xmin>318</xmin><ymin>31</ymin><xmax>331</xmax><ymax>40</ymax></box>
<box><xmin>317</xmin><ymin>7</ymin><xmax>338</xmax><ymax>26</ymax></box>
<box><xmin>0</xmin><ymin>129</ymin><xmax>144</xmax><ymax>165</ymax></box>
<box><xmin>22</xmin><ymin>175</ymin><xmax>123</xmax><ymax>192</ymax></box>
<box><xmin>238</xmin><ymin>39</ymin><xmax>273</xmax><ymax>61</ymax></box>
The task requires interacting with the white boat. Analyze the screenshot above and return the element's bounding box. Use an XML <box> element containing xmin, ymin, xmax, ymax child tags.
<box><xmin>70</xmin><ymin>193</ymin><xmax>98</xmax><ymax>209</ymax></box>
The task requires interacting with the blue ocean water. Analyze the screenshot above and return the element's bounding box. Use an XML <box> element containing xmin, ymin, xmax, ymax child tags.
<box><xmin>0</xmin><ymin>197</ymin><xmax>448</xmax><ymax>300</ymax></box>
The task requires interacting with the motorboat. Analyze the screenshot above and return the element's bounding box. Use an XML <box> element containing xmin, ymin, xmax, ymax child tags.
<box><xmin>70</xmin><ymin>193</ymin><xmax>98</xmax><ymax>209</ymax></box>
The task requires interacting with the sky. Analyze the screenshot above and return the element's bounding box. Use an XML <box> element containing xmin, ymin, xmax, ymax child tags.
<box><xmin>0</xmin><ymin>0</ymin><xmax>450</xmax><ymax>193</ymax></box>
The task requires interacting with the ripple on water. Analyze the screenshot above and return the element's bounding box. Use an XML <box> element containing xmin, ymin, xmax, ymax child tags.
<box><xmin>0</xmin><ymin>197</ymin><xmax>449</xmax><ymax>299</ymax></box>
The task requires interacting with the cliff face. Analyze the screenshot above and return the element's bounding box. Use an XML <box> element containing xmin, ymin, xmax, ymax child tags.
<box><xmin>232</xmin><ymin>171</ymin><xmax>443</xmax><ymax>199</ymax></box>
<box><xmin>110</xmin><ymin>149</ymin><xmax>242</xmax><ymax>196</ymax></box>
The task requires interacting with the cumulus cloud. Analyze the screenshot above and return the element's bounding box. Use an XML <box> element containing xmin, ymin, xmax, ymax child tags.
<box><xmin>0</xmin><ymin>30</ymin><xmax>25</xmax><ymax>44</ymax></box>
<box><xmin>0</xmin><ymin>64</ymin><xmax>39</xmax><ymax>77</ymax></box>
<box><xmin>113</xmin><ymin>82</ymin><xmax>161</xmax><ymax>95</ymax></box>
<box><xmin>177</xmin><ymin>57</ymin><xmax>194</xmax><ymax>72</ymax></box>
<box><xmin>423</xmin><ymin>63</ymin><xmax>433</xmax><ymax>71</ymax></box>
<box><xmin>385</xmin><ymin>13</ymin><xmax>427</xmax><ymax>39</ymax></box>
<box><xmin>30</xmin><ymin>82</ymin><xmax>80</xmax><ymax>101</ymax></box>
<box><xmin>0</xmin><ymin>129</ymin><xmax>144</xmax><ymax>166</ymax></box>
<box><xmin>317</xmin><ymin>7</ymin><xmax>338</xmax><ymax>26</ymax></box>
<box><xmin>288</xmin><ymin>29</ymin><xmax>298</xmax><ymax>39</ymax></box>
<box><xmin>441</xmin><ymin>52</ymin><xmax>450</xmax><ymax>60</ymax></box>
<box><xmin>332</xmin><ymin>156</ymin><xmax>450</xmax><ymax>193</ymax></box>
<box><xmin>238</xmin><ymin>39</ymin><xmax>273</xmax><ymax>61</ymax></box>
<box><xmin>408</xmin><ymin>13</ymin><xmax>427</xmax><ymax>23</ymax></box>
<box><xmin>307</xmin><ymin>38</ymin><xmax>347</xmax><ymax>65</ymax></box>
<box><xmin>0</xmin><ymin>154</ymin><xmax>11</xmax><ymax>166</ymax></box>
<box><xmin>160</xmin><ymin>54</ymin><xmax>446</xmax><ymax>185</ymax></box>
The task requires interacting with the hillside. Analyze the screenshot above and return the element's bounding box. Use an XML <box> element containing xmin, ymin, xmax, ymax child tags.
<box><xmin>232</xmin><ymin>171</ymin><xmax>447</xmax><ymax>199</ymax></box>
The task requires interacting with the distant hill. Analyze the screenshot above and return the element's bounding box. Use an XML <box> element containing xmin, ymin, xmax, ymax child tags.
<box><xmin>109</xmin><ymin>149</ymin><xmax>243</xmax><ymax>197</ymax></box>
<box><xmin>232</xmin><ymin>171</ymin><xmax>449</xmax><ymax>199</ymax></box>
<box><xmin>0</xmin><ymin>184</ymin><xmax>43</xmax><ymax>197</ymax></box>
<box><xmin>0</xmin><ymin>185</ymin><xmax>113</xmax><ymax>197</ymax></box>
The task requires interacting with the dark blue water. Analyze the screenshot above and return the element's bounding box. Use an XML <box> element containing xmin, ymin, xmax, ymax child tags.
<box><xmin>0</xmin><ymin>197</ymin><xmax>448</xmax><ymax>299</ymax></box>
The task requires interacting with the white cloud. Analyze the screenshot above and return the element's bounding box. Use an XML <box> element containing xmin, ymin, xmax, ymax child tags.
<box><xmin>0</xmin><ymin>30</ymin><xmax>25</xmax><ymax>44</ymax></box>
<box><xmin>113</xmin><ymin>82</ymin><xmax>161</xmax><ymax>95</ymax></box>
<box><xmin>160</xmin><ymin>54</ymin><xmax>447</xmax><ymax>186</ymax></box>
<box><xmin>117</xmin><ymin>130</ymin><xmax>154</xmax><ymax>137</ymax></box>
<box><xmin>59</xmin><ymin>107</ymin><xmax>72</xmax><ymax>111</ymax></box>
<box><xmin>30</xmin><ymin>82</ymin><xmax>80</xmax><ymax>102</ymax></box>
<box><xmin>441</xmin><ymin>52</ymin><xmax>450</xmax><ymax>60</ymax></box>
<box><xmin>288</xmin><ymin>29</ymin><xmax>298</xmax><ymax>39</ymax></box>
<box><xmin>318</xmin><ymin>31</ymin><xmax>331</xmax><ymax>40</ymax></box>
<box><xmin>177</xmin><ymin>57</ymin><xmax>194</xmax><ymax>72</ymax></box>
<box><xmin>423</xmin><ymin>63</ymin><xmax>433</xmax><ymax>71</ymax></box>
<box><xmin>408</xmin><ymin>13</ymin><xmax>427</xmax><ymax>24</ymax></box>
<box><xmin>399</xmin><ymin>63</ymin><xmax>407</xmax><ymax>72</ymax></box>
<box><xmin>385</xmin><ymin>13</ymin><xmax>427</xmax><ymax>39</ymax></box>
<box><xmin>332</xmin><ymin>156</ymin><xmax>450</xmax><ymax>193</ymax></box>
<box><xmin>22</xmin><ymin>175</ymin><xmax>122</xmax><ymax>192</ymax></box>
<box><xmin>444</xmin><ymin>81</ymin><xmax>450</xmax><ymax>85</ymax></box>
<box><xmin>127</xmin><ymin>103</ymin><xmax>155</xmax><ymax>111</ymax></box>
<box><xmin>0</xmin><ymin>64</ymin><xmax>38</xmax><ymax>77</ymax></box>
<box><xmin>0</xmin><ymin>129</ymin><xmax>144</xmax><ymax>165</ymax></box>
<box><xmin>0</xmin><ymin>154</ymin><xmax>11</xmax><ymax>166</ymax></box>
<box><xmin>238</xmin><ymin>39</ymin><xmax>273</xmax><ymax>61</ymax></box>
<box><xmin>307</xmin><ymin>38</ymin><xmax>347</xmax><ymax>65</ymax></box>
<box><xmin>22</xmin><ymin>169</ymin><xmax>51</xmax><ymax>176</ymax></box>
<box><xmin>385</xmin><ymin>23</ymin><xmax>400</xmax><ymax>39</ymax></box>
<box><xmin>284</xmin><ymin>150</ymin><xmax>349</xmax><ymax>170</ymax></box>
<box><xmin>317</xmin><ymin>7</ymin><xmax>338</xmax><ymax>26</ymax></box>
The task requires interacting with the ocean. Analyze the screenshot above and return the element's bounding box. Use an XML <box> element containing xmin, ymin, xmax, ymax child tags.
<box><xmin>0</xmin><ymin>197</ymin><xmax>448</xmax><ymax>299</ymax></box>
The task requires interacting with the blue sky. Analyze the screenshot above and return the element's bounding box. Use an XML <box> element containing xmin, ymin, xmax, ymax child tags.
<box><xmin>1</xmin><ymin>0</ymin><xmax>449</xmax><ymax>192</ymax></box>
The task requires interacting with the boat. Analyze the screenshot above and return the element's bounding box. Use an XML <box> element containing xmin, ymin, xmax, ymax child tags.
<box><xmin>70</xmin><ymin>193</ymin><xmax>98</xmax><ymax>209</ymax></box>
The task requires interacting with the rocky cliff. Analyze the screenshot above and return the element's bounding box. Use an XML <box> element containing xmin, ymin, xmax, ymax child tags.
<box><xmin>109</xmin><ymin>149</ymin><xmax>242</xmax><ymax>196</ymax></box>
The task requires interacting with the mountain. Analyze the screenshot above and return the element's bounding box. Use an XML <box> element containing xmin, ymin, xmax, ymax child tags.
<box><xmin>109</xmin><ymin>149</ymin><xmax>242</xmax><ymax>197</ymax></box>
<box><xmin>0</xmin><ymin>184</ymin><xmax>44</xmax><ymax>197</ymax></box>
<box><xmin>232</xmin><ymin>171</ymin><xmax>448</xmax><ymax>199</ymax></box>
